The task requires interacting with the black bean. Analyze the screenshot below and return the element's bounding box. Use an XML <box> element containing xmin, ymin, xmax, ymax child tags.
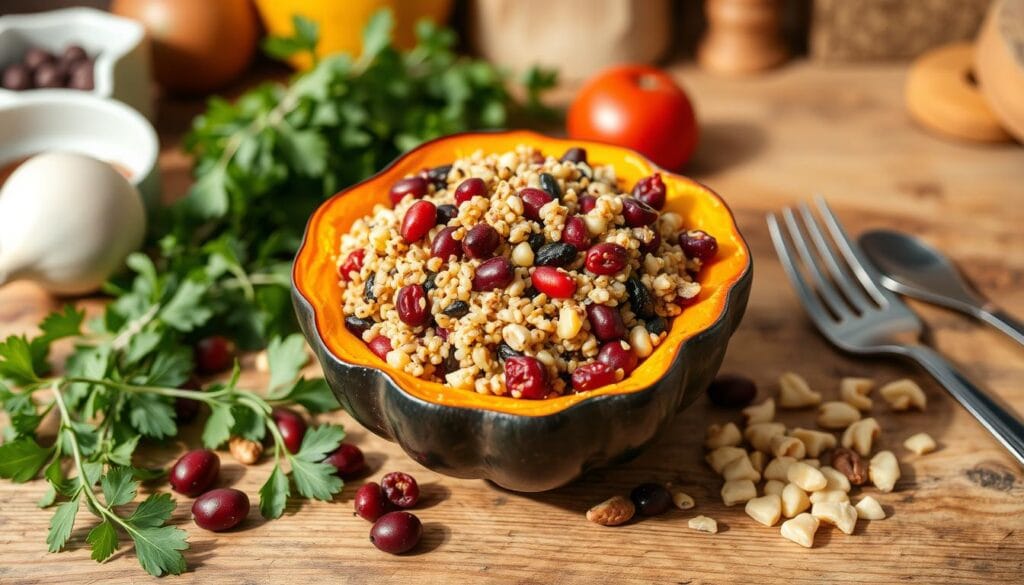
<box><xmin>426</xmin><ymin>164</ymin><xmax>452</xmax><ymax>189</ymax></box>
<box><xmin>645</xmin><ymin>316</ymin><xmax>667</xmax><ymax>335</ymax></box>
<box><xmin>363</xmin><ymin>272</ymin><xmax>376</xmax><ymax>301</ymax></box>
<box><xmin>423</xmin><ymin>271</ymin><xmax>438</xmax><ymax>293</ymax></box>
<box><xmin>626</xmin><ymin>277</ymin><xmax>655</xmax><ymax>319</ymax></box>
<box><xmin>436</xmin><ymin>204</ymin><xmax>458</xmax><ymax>225</ymax></box>
<box><xmin>523</xmin><ymin>287</ymin><xmax>540</xmax><ymax>299</ymax></box>
<box><xmin>442</xmin><ymin>300</ymin><xmax>469</xmax><ymax>318</ymax></box>
<box><xmin>527</xmin><ymin>232</ymin><xmax>546</xmax><ymax>252</ymax></box>
<box><xmin>497</xmin><ymin>342</ymin><xmax>522</xmax><ymax>362</ymax></box>
<box><xmin>560</xmin><ymin>147</ymin><xmax>587</xmax><ymax>164</ymax></box>
<box><xmin>344</xmin><ymin>316</ymin><xmax>374</xmax><ymax>336</ymax></box>
<box><xmin>539</xmin><ymin>173</ymin><xmax>562</xmax><ymax>199</ymax></box>
<box><xmin>534</xmin><ymin>242</ymin><xmax>578</xmax><ymax>267</ymax></box>
<box><xmin>441</xmin><ymin>351</ymin><xmax>460</xmax><ymax>376</ymax></box>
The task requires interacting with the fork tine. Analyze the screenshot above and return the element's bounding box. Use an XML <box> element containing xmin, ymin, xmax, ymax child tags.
<box><xmin>813</xmin><ymin>196</ymin><xmax>895</xmax><ymax>307</ymax></box>
<box><xmin>796</xmin><ymin>202</ymin><xmax>876</xmax><ymax>313</ymax></box>
<box><xmin>781</xmin><ymin>207</ymin><xmax>855</xmax><ymax>321</ymax></box>
<box><xmin>767</xmin><ymin>212</ymin><xmax>838</xmax><ymax>334</ymax></box>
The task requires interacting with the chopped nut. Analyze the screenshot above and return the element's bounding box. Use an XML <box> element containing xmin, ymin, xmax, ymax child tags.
<box><xmin>817</xmin><ymin>401</ymin><xmax>862</xmax><ymax>430</ymax></box>
<box><xmin>764</xmin><ymin>456</ymin><xmax>797</xmax><ymax>481</ymax></box>
<box><xmin>841</xmin><ymin>417</ymin><xmax>881</xmax><ymax>457</ymax></box>
<box><xmin>771</xmin><ymin>435</ymin><xmax>807</xmax><ymax>459</ymax></box>
<box><xmin>705</xmin><ymin>422</ymin><xmax>743</xmax><ymax>449</ymax></box>
<box><xmin>879</xmin><ymin>378</ymin><xmax>927</xmax><ymax>411</ymax></box>
<box><xmin>749</xmin><ymin>451</ymin><xmax>767</xmax><ymax>474</ymax></box>
<box><xmin>869</xmin><ymin>450</ymin><xmax>901</xmax><ymax>492</ymax></box>
<box><xmin>819</xmin><ymin>466</ymin><xmax>852</xmax><ymax>492</ymax></box>
<box><xmin>586</xmin><ymin>496</ymin><xmax>635</xmax><ymax>526</ymax></box>
<box><xmin>745</xmin><ymin>422</ymin><xmax>787</xmax><ymax>453</ymax></box>
<box><xmin>830</xmin><ymin>447</ymin><xmax>868</xmax><ymax>485</ymax></box>
<box><xmin>840</xmin><ymin>377</ymin><xmax>874</xmax><ymax>411</ymax></box>
<box><xmin>786</xmin><ymin>461</ymin><xmax>828</xmax><ymax>492</ymax></box>
<box><xmin>745</xmin><ymin>494</ymin><xmax>783</xmax><ymax>526</ymax></box>
<box><xmin>809</xmin><ymin>490</ymin><xmax>850</xmax><ymax>504</ymax></box>
<box><xmin>855</xmin><ymin>496</ymin><xmax>886</xmax><ymax>521</ymax></box>
<box><xmin>668</xmin><ymin>484</ymin><xmax>695</xmax><ymax>510</ymax></box>
<box><xmin>778</xmin><ymin>372</ymin><xmax>822</xmax><ymax>408</ymax></box>
<box><xmin>228</xmin><ymin>436</ymin><xmax>263</xmax><ymax>465</ymax></box>
<box><xmin>903</xmin><ymin>432</ymin><xmax>937</xmax><ymax>455</ymax></box>
<box><xmin>688</xmin><ymin>515</ymin><xmax>718</xmax><ymax>534</ymax></box>
<box><xmin>723</xmin><ymin>454</ymin><xmax>762</xmax><ymax>482</ymax></box>
<box><xmin>811</xmin><ymin>501</ymin><xmax>858</xmax><ymax>535</ymax></box>
<box><xmin>721</xmin><ymin>479</ymin><xmax>758</xmax><ymax>506</ymax></box>
<box><xmin>764</xmin><ymin>479</ymin><xmax>786</xmax><ymax>497</ymax></box>
<box><xmin>705</xmin><ymin>446</ymin><xmax>747</xmax><ymax>474</ymax></box>
<box><xmin>789</xmin><ymin>428</ymin><xmax>837</xmax><ymax>458</ymax></box>
<box><xmin>781</xmin><ymin>483</ymin><xmax>810</xmax><ymax>518</ymax></box>
<box><xmin>780</xmin><ymin>513</ymin><xmax>819</xmax><ymax>548</ymax></box>
<box><xmin>742</xmin><ymin>398</ymin><xmax>775</xmax><ymax>425</ymax></box>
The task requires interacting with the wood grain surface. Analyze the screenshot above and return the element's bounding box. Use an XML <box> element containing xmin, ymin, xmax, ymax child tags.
<box><xmin>1</xmin><ymin>62</ymin><xmax>1023</xmax><ymax>584</ymax></box>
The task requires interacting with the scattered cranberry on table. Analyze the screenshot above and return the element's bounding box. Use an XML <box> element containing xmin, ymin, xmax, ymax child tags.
<box><xmin>396</xmin><ymin>284</ymin><xmax>431</xmax><ymax>327</ymax></box>
<box><xmin>380</xmin><ymin>472</ymin><xmax>420</xmax><ymax>508</ymax></box>
<box><xmin>707</xmin><ymin>374</ymin><xmax>757</xmax><ymax>409</ymax></box>
<box><xmin>324</xmin><ymin>443</ymin><xmax>367</xmax><ymax>478</ymax></box>
<box><xmin>571</xmin><ymin>362</ymin><xmax>618</xmax><ymax>392</ymax></box>
<box><xmin>630</xmin><ymin>483</ymin><xmax>672</xmax><ymax>516</ymax></box>
<box><xmin>271</xmin><ymin>408</ymin><xmax>307</xmax><ymax>454</ymax></box>
<box><xmin>370</xmin><ymin>511</ymin><xmax>422</xmax><ymax>554</ymax></box>
<box><xmin>192</xmin><ymin>488</ymin><xmax>250</xmax><ymax>532</ymax></box>
<box><xmin>504</xmin><ymin>355</ymin><xmax>550</xmax><ymax>399</ymax></box>
<box><xmin>454</xmin><ymin>177</ymin><xmax>487</xmax><ymax>206</ymax></box>
<box><xmin>400</xmin><ymin>200</ymin><xmax>437</xmax><ymax>243</ymax></box>
<box><xmin>354</xmin><ymin>482</ymin><xmax>389</xmax><ymax>522</ymax></box>
<box><xmin>389</xmin><ymin>176</ymin><xmax>428</xmax><ymax>206</ymax></box>
<box><xmin>169</xmin><ymin>449</ymin><xmax>220</xmax><ymax>497</ymax></box>
<box><xmin>194</xmin><ymin>335</ymin><xmax>235</xmax><ymax>374</ymax></box>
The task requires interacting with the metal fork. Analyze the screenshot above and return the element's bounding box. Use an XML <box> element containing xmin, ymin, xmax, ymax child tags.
<box><xmin>768</xmin><ymin>197</ymin><xmax>1024</xmax><ymax>466</ymax></box>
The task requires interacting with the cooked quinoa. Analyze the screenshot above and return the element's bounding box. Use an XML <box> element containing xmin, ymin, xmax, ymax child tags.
<box><xmin>336</xmin><ymin>145</ymin><xmax>717</xmax><ymax>399</ymax></box>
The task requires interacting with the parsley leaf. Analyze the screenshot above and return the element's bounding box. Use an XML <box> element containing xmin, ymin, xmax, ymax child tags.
<box><xmin>0</xmin><ymin>335</ymin><xmax>39</xmax><ymax>384</ymax></box>
<box><xmin>101</xmin><ymin>467</ymin><xmax>138</xmax><ymax>507</ymax></box>
<box><xmin>46</xmin><ymin>495</ymin><xmax>81</xmax><ymax>553</ymax></box>
<box><xmin>275</xmin><ymin>378</ymin><xmax>339</xmax><ymax>414</ymax></box>
<box><xmin>202</xmin><ymin>403</ymin><xmax>235</xmax><ymax>449</ymax></box>
<box><xmin>259</xmin><ymin>464</ymin><xmax>290</xmax><ymax>519</ymax></box>
<box><xmin>87</xmin><ymin>521</ymin><xmax>119</xmax><ymax>562</ymax></box>
<box><xmin>288</xmin><ymin>457</ymin><xmax>342</xmax><ymax>501</ymax></box>
<box><xmin>130</xmin><ymin>525</ymin><xmax>188</xmax><ymax>577</ymax></box>
<box><xmin>129</xmin><ymin>493</ymin><xmax>176</xmax><ymax>528</ymax></box>
<box><xmin>0</xmin><ymin>439</ymin><xmax>53</xmax><ymax>482</ymax></box>
<box><xmin>295</xmin><ymin>424</ymin><xmax>345</xmax><ymax>462</ymax></box>
<box><xmin>159</xmin><ymin>279</ymin><xmax>214</xmax><ymax>332</ymax></box>
<box><xmin>127</xmin><ymin>394</ymin><xmax>177</xmax><ymax>439</ymax></box>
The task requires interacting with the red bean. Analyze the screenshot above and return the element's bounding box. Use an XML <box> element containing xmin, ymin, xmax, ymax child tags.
<box><xmin>561</xmin><ymin>147</ymin><xmax>588</xmax><ymax>164</ymax></box>
<box><xmin>338</xmin><ymin>249</ymin><xmax>365</xmax><ymax>281</ymax></box>
<box><xmin>679</xmin><ymin>230</ymin><xmax>718</xmax><ymax>262</ymax></box>
<box><xmin>579</xmin><ymin>195</ymin><xmax>597</xmax><ymax>213</ymax></box>
<box><xmin>396</xmin><ymin>284</ymin><xmax>431</xmax><ymax>327</ymax></box>
<box><xmin>639</xmin><ymin>230</ymin><xmax>661</xmax><ymax>255</ymax></box>
<box><xmin>272</xmin><ymin>408</ymin><xmax>307</xmax><ymax>454</ymax></box>
<box><xmin>354</xmin><ymin>482</ymin><xmax>388</xmax><ymax>522</ymax></box>
<box><xmin>622</xmin><ymin>198</ymin><xmax>658</xmax><ymax>227</ymax></box>
<box><xmin>400</xmin><ymin>200</ymin><xmax>437</xmax><ymax>243</ymax></box>
<box><xmin>561</xmin><ymin>215</ymin><xmax>591</xmax><ymax>250</ymax></box>
<box><xmin>367</xmin><ymin>336</ymin><xmax>392</xmax><ymax>360</ymax></box>
<box><xmin>585</xmin><ymin>243</ymin><xmax>628</xmax><ymax>276</ymax></box>
<box><xmin>192</xmin><ymin>488</ymin><xmax>249</xmax><ymax>532</ymax></box>
<box><xmin>389</xmin><ymin>177</ymin><xmax>428</xmax><ymax>206</ymax></box>
<box><xmin>504</xmin><ymin>356</ymin><xmax>550</xmax><ymax>399</ymax></box>
<box><xmin>454</xmin><ymin>177</ymin><xmax>487</xmax><ymax>206</ymax></box>
<box><xmin>472</xmin><ymin>257</ymin><xmax>514</xmax><ymax>291</ymax></box>
<box><xmin>519</xmin><ymin>187</ymin><xmax>553</xmax><ymax>221</ymax></box>
<box><xmin>169</xmin><ymin>449</ymin><xmax>220</xmax><ymax>497</ymax></box>
<box><xmin>531</xmin><ymin>267</ymin><xmax>576</xmax><ymax>299</ymax></box>
<box><xmin>571</xmin><ymin>362</ymin><xmax>618</xmax><ymax>392</ymax></box>
<box><xmin>324</xmin><ymin>443</ymin><xmax>367</xmax><ymax>478</ymax></box>
<box><xmin>370</xmin><ymin>511</ymin><xmax>422</xmax><ymax>554</ymax></box>
<box><xmin>195</xmin><ymin>336</ymin><xmax>235</xmax><ymax>374</ymax></box>
<box><xmin>430</xmin><ymin>226</ymin><xmax>463</xmax><ymax>260</ymax></box>
<box><xmin>462</xmin><ymin>224</ymin><xmax>500</xmax><ymax>259</ymax></box>
<box><xmin>597</xmin><ymin>341</ymin><xmax>639</xmax><ymax>376</ymax></box>
<box><xmin>381</xmin><ymin>471</ymin><xmax>420</xmax><ymax>508</ymax></box>
<box><xmin>586</xmin><ymin>304</ymin><xmax>627</xmax><ymax>341</ymax></box>
<box><xmin>632</xmin><ymin>173</ymin><xmax>667</xmax><ymax>210</ymax></box>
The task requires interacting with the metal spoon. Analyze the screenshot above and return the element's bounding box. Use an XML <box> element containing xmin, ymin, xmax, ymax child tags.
<box><xmin>859</xmin><ymin>229</ymin><xmax>1024</xmax><ymax>347</ymax></box>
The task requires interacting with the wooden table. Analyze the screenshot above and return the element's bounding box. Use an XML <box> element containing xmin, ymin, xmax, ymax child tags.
<box><xmin>2</xmin><ymin>62</ymin><xmax>1023</xmax><ymax>584</ymax></box>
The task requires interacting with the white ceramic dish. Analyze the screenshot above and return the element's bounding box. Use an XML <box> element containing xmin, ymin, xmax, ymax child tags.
<box><xmin>0</xmin><ymin>7</ymin><xmax>153</xmax><ymax>119</ymax></box>
<box><xmin>0</xmin><ymin>92</ymin><xmax>160</xmax><ymax>208</ymax></box>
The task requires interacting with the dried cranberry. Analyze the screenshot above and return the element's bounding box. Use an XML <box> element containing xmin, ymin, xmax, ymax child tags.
<box><xmin>504</xmin><ymin>356</ymin><xmax>550</xmax><ymax>399</ymax></box>
<box><xmin>396</xmin><ymin>284</ymin><xmax>430</xmax><ymax>327</ymax></box>
<box><xmin>519</xmin><ymin>187</ymin><xmax>553</xmax><ymax>221</ymax></box>
<box><xmin>707</xmin><ymin>374</ymin><xmax>757</xmax><ymax>409</ymax></box>
<box><xmin>597</xmin><ymin>341</ymin><xmax>639</xmax><ymax>376</ymax></box>
<box><xmin>170</xmin><ymin>449</ymin><xmax>220</xmax><ymax>497</ymax></box>
<box><xmin>454</xmin><ymin>177</ymin><xmax>487</xmax><ymax>206</ymax></box>
<box><xmin>345</xmin><ymin>316</ymin><xmax>374</xmax><ymax>337</ymax></box>
<box><xmin>195</xmin><ymin>336</ymin><xmax>235</xmax><ymax>374</ymax></box>
<box><xmin>679</xmin><ymin>230</ymin><xmax>718</xmax><ymax>262</ymax></box>
<box><xmin>354</xmin><ymin>482</ymin><xmax>388</xmax><ymax>522</ymax></box>
<box><xmin>586</xmin><ymin>304</ymin><xmax>627</xmax><ymax>340</ymax></box>
<box><xmin>579</xmin><ymin>195</ymin><xmax>597</xmax><ymax>213</ymax></box>
<box><xmin>539</xmin><ymin>172</ymin><xmax>562</xmax><ymax>198</ymax></box>
<box><xmin>400</xmin><ymin>200</ymin><xmax>437</xmax><ymax>243</ymax></box>
<box><xmin>324</xmin><ymin>443</ymin><xmax>366</xmax><ymax>478</ymax></box>
<box><xmin>630</xmin><ymin>483</ymin><xmax>672</xmax><ymax>516</ymax></box>
<box><xmin>367</xmin><ymin>336</ymin><xmax>392</xmax><ymax>360</ymax></box>
<box><xmin>272</xmin><ymin>408</ymin><xmax>307</xmax><ymax>454</ymax></box>
<box><xmin>462</xmin><ymin>224</ymin><xmax>500</xmax><ymax>259</ymax></box>
<box><xmin>571</xmin><ymin>362</ymin><xmax>618</xmax><ymax>392</ymax></box>
<box><xmin>639</xmin><ymin>230</ymin><xmax>662</xmax><ymax>255</ymax></box>
<box><xmin>472</xmin><ymin>257</ymin><xmax>514</xmax><ymax>291</ymax></box>
<box><xmin>389</xmin><ymin>177</ymin><xmax>428</xmax><ymax>206</ymax></box>
<box><xmin>339</xmin><ymin>249</ymin><xmax>365</xmax><ymax>281</ymax></box>
<box><xmin>622</xmin><ymin>198</ymin><xmax>658</xmax><ymax>227</ymax></box>
<box><xmin>561</xmin><ymin>216</ymin><xmax>590</xmax><ymax>250</ymax></box>
<box><xmin>192</xmin><ymin>488</ymin><xmax>249</xmax><ymax>532</ymax></box>
<box><xmin>585</xmin><ymin>243</ymin><xmax>628</xmax><ymax>276</ymax></box>
<box><xmin>561</xmin><ymin>147</ymin><xmax>588</xmax><ymax>164</ymax></box>
<box><xmin>437</xmin><ymin>327</ymin><xmax>450</xmax><ymax>341</ymax></box>
<box><xmin>430</xmin><ymin>226</ymin><xmax>463</xmax><ymax>260</ymax></box>
<box><xmin>632</xmin><ymin>174</ymin><xmax>667</xmax><ymax>210</ymax></box>
<box><xmin>381</xmin><ymin>471</ymin><xmax>420</xmax><ymax>508</ymax></box>
<box><xmin>436</xmin><ymin>203</ymin><xmax>458</xmax><ymax>225</ymax></box>
<box><xmin>531</xmin><ymin>267</ymin><xmax>577</xmax><ymax>299</ymax></box>
<box><xmin>370</xmin><ymin>511</ymin><xmax>422</xmax><ymax>554</ymax></box>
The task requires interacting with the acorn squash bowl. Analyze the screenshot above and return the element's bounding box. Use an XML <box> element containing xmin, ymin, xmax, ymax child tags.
<box><xmin>292</xmin><ymin>131</ymin><xmax>752</xmax><ymax>492</ymax></box>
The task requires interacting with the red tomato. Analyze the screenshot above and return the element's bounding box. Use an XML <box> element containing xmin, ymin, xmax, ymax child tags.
<box><xmin>567</xmin><ymin>66</ymin><xmax>698</xmax><ymax>170</ymax></box>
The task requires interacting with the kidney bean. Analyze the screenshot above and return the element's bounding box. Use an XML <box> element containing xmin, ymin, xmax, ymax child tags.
<box><xmin>400</xmin><ymin>200</ymin><xmax>437</xmax><ymax>243</ymax></box>
<box><xmin>561</xmin><ymin>216</ymin><xmax>590</xmax><ymax>250</ymax></box>
<box><xmin>454</xmin><ymin>177</ymin><xmax>487</xmax><ymax>206</ymax></box>
<box><xmin>396</xmin><ymin>284</ymin><xmax>430</xmax><ymax>327</ymax></box>
<box><xmin>338</xmin><ymin>249</ymin><xmax>365</xmax><ymax>281</ymax></box>
<box><xmin>192</xmin><ymin>488</ymin><xmax>249</xmax><ymax>532</ymax></box>
<box><xmin>323</xmin><ymin>443</ymin><xmax>366</xmax><ymax>478</ymax></box>
<box><xmin>622</xmin><ymin>198</ymin><xmax>658</xmax><ymax>227</ymax></box>
<box><xmin>632</xmin><ymin>173</ymin><xmax>667</xmax><ymax>210</ymax></box>
<box><xmin>531</xmin><ymin>266</ymin><xmax>577</xmax><ymax>299</ymax></box>
<box><xmin>370</xmin><ymin>511</ymin><xmax>422</xmax><ymax>554</ymax></box>
<box><xmin>561</xmin><ymin>147</ymin><xmax>588</xmax><ymax>164</ymax></box>
<box><xmin>707</xmin><ymin>374</ymin><xmax>757</xmax><ymax>409</ymax></box>
<box><xmin>389</xmin><ymin>177</ymin><xmax>428</xmax><ymax>206</ymax></box>
<box><xmin>571</xmin><ymin>362</ymin><xmax>618</xmax><ymax>392</ymax></box>
<box><xmin>462</xmin><ymin>224</ymin><xmax>500</xmax><ymax>259</ymax></box>
<box><xmin>585</xmin><ymin>243</ymin><xmax>628</xmax><ymax>276</ymax></box>
<box><xmin>472</xmin><ymin>257</ymin><xmax>514</xmax><ymax>291</ymax></box>
<box><xmin>679</xmin><ymin>230</ymin><xmax>718</xmax><ymax>262</ymax></box>
<box><xmin>170</xmin><ymin>449</ymin><xmax>220</xmax><ymax>497</ymax></box>
<box><xmin>520</xmin><ymin>188</ymin><xmax>553</xmax><ymax>221</ymax></box>
<box><xmin>195</xmin><ymin>336</ymin><xmax>235</xmax><ymax>374</ymax></box>
<box><xmin>504</xmin><ymin>356</ymin><xmax>550</xmax><ymax>399</ymax></box>
<box><xmin>381</xmin><ymin>471</ymin><xmax>420</xmax><ymax>508</ymax></box>
<box><xmin>586</xmin><ymin>304</ymin><xmax>627</xmax><ymax>340</ymax></box>
<box><xmin>354</xmin><ymin>482</ymin><xmax>388</xmax><ymax>522</ymax></box>
<box><xmin>272</xmin><ymin>408</ymin><xmax>307</xmax><ymax>454</ymax></box>
<box><xmin>367</xmin><ymin>336</ymin><xmax>392</xmax><ymax>360</ymax></box>
<box><xmin>597</xmin><ymin>341</ymin><xmax>639</xmax><ymax>377</ymax></box>
<box><xmin>430</xmin><ymin>226</ymin><xmax>463</xmax><ymax>260</ymax></box>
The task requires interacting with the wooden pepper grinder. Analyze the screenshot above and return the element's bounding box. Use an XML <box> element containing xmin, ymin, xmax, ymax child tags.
<box><xmin>698</xmin><ymin>0</ymin><xmax>789</xmax><ymax>75</ymax></box>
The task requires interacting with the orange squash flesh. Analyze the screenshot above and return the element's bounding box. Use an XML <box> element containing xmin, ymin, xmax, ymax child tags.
<box><xmin>293</xmin><ymin>130</ymin><xmax>751</xmax><ymax>416</ymax></box>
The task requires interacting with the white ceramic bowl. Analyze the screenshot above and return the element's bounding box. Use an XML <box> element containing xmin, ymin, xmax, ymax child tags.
<box><xmin>0</xmin><ymin>92</ymin><xmax>160</xmax><ymax>208</ymax></box>
<box><xmin>0</xmin><ymin>7</ymin><xmax>153</xmax><ymax>119</ymax></box>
